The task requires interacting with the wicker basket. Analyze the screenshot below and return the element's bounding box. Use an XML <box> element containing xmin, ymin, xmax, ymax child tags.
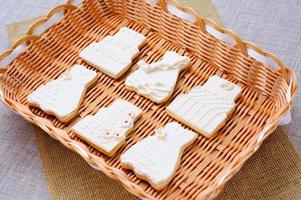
<box><xmin>0</xmin><ymin>0</ymin><xmax>298</xmax><ymax>199</ymax></box>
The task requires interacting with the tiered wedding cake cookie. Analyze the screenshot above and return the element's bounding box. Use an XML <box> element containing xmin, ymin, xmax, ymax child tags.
<box><xmin>27</xmin><ymin>65</ymin><xmax>97</xmax><ymax>122</ymax></box>
<box><xmin>72</xmin><ymin>99</ymin><xmax>142</xmax><ymax>156</ymax></box>
<box><xmin>167</xmin><ymin>75</ymin><xmax>241</xmax><ymax>138</ymax></box>
<box><xmin>125</xmin><ymin>51</ymin><xmax>190</xmax><ymax>103</ymax></box>
<box><xmin>120</xmin><ymin>122</ymin><xmax>197</xmax><ymax>190</ymax></box>
<box><xmin>80</xmin><ymin>27</ymin><xmax>146</xmax><ymax>79</ymax></box>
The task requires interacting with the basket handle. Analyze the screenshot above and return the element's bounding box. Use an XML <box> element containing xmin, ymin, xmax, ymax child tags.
<box><xmin>158</xmin><ymin>0</ymin><xmax>206</xmax><ymax>31</ymax></box>
<box><xmin>0</xmin><ymin>35</ymin><xmax>40</xmax><ymax>71</ymax></box>
<box><xmin>203</xmin><ymin>18</ymin><xmax>288</xmax><ymax>78</ymax></box>
<box><xmin>0</xmin><ymin>3</ymin><xmax>75</xmax><ymax>71</ymax></box>
<box><xmin>159</xmin><ymin>0</ymin><xmax>289</xmax><ymax>81</ymax></box>
<box><xmin>244</xmin><ymin>41</ymin><xmax>288</xmax><ymax>78</ymax></box>
<box><xmin>27</xmin><ymin>4</ymin><xmax>76</xmax><ymax>35</ymax></box>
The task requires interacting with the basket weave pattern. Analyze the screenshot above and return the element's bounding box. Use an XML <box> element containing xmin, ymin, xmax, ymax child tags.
<box><xmin>0</xmin><ymin>0</ymin><xmax>297</xmax><ymax>199</ymax></box>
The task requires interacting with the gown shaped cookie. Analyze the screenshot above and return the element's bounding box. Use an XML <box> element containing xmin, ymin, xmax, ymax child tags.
<box><xmin>120</xmin><ymin>122</ymin><xmax>197</xmax><ymax>190</ymax></box>
<box><xmin>27</xmin><ymin>65</ymin><xmax>97</xmax><ymax>122</ymax></box>
<box><xmin>80</xmin><ymin>27</ymin><xmax>146</xmax><ymax>79</ymax></box>
<box><xmin>125</xmin><ymin>51</ymin><xmax>190</xmax><ymax>103</ymax></box>
<box><xmin>167</xmin><ymin>75</ymin><xmax>241</xmax><ymax>138</ymax></box>
<box><xmin>72</xmin><ymin>99</ymin><xmax>142</xmax><ymax>156</ymax></box>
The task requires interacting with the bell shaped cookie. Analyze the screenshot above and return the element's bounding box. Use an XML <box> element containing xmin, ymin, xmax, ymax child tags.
<box><xmin>27</xmin><ymin>65</ymin><xmax>97</xmax><ymax>122</ymax></box>
<box><xmin>125</xmin><ymin>51</ymin><xmax>190</xmax><ymax>103</ymax></box>
<box><xmin>120</xmin><ymin>122</ymin><xmax>197</xmax><ymax>190</ymax></box>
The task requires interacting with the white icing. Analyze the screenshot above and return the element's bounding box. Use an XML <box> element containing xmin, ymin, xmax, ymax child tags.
<box><xmin>125</xmin><ymin>51</ymin><xmax>190</xmax><ymax>103</ymax></box>
<box><xmin>202</xmin><ymin>75</ymin><xmax>241</xmax><ymax>101</ymax></box>
<box><xmin>27</xmin><ymin>65</ymin><xmax>97</xmax><ymax>121</ymax></box>
<box><xmin>167</xmin><ymin>75</ymin><xmax>241</xmax><ymax>137</ymax></box>
<box><xmin>72</xmin><ymin>99</ymin><xmax>142</xmax><ymax>155</ymax></box>
<box><xmin>120</xmin><ymin>122</ymin><xmax>197</xmax><ymax>190</ymax></box>
<box><xmin>80</xmin><ymin>27</ymin><xmax>146</xmax><ymax>78</ymax></box>
<box><xmin>113</xmin><ymin>27</ymin><xmax>146</xmax><ymax>48</ymax></box>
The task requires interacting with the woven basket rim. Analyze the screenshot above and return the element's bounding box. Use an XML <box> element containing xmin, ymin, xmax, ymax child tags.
<box><xmin>0</xmin><ymin>0</ymin><xmax>298</xmax><ymax>199</ymax></box>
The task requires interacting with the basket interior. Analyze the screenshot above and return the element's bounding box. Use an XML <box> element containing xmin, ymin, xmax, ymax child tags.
<box><xmin>0</xmin><ymin>0</ymin><xmax>290</xmax><ymax>199</ymax></box>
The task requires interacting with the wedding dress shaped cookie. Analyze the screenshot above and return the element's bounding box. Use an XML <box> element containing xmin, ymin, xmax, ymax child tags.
<box><xmin>125</xmin><ymin>51</ymin><xmax>190</xmax><ymax>103</ymax></box>
<box><xmin>167</xmin><ymin>75</ymin><xmax>241</xmax><ymax>138</ymax></box>
<box><xmin>80</xmin><ymin>27</ymin><xmax>146</xmax><ymax>79</ymax></box>
<box><xmin>27</xmin><ymin>65</ymin><xmax>97</xmax><ymax>122</ymax></box>
<box><xmin>120</xmin><ymin>122</ymin><xmax>197</xmax><ymax>190</ymax></box>
<box><xmin>72</xmin><ymin>99</ymin><xmax>142</xmax><ymax>156</ymax></box>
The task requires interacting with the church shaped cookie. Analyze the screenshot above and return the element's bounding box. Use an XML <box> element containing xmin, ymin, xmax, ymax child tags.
<box><xmin>120</xmin><ymin>122</ymin><xmax>197</xmax><ymax>190</ymax></box>
<box><xmin>125</xmin><ymin>51</ymin><xmax>190</xmax><ymax>103</ymax></box>
<box><xmin>72</xmin><ymin>99</ymin><xmax>142</xmax><ymax>156</ymax></box>
<box><xmin>167</xmin><ymin>75</ymin><xmax>241</xmax><ymax>138</ymax></box>
<box><xmin>80</xmin><ymin>27</ymin><xmax>146</xmax><ymax>79</ymax></box>
<box><xmin>27</xmin><ymin>65</ymin><xmax>97</xmax><ymax>122</ymax></box>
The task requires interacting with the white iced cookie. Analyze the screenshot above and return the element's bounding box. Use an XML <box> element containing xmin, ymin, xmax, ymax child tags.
<box><xmin>120</xmin><ymin>122</ymin><xmax>197</xmax><ymax>190</ymax></box>
<box><xmin>125</xmin><ymin>51</ymin><xmax>190</xmax><ymax>103</ymax></box>
<box><xmin>167</xmin><ymin>75</ymin><xmax>242</xmax><ymax>138</ymax></box>
<box><xmin>27</xmin><ymin>65</ymin><xmax>97</xmax><ymax>122</ymax></box>
<box><xmin>80</xmin><ymin>27</ymin><xmax>146</xmax><ymax>79</ymax></box>
<box><xmin>72</xmin><ymin>99</ymin><xmax>142</xmax><ymax>156</ymax></box>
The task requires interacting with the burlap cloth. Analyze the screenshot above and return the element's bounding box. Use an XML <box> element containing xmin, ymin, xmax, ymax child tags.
<box><xmin>6</xmin><ymin>0</ymin><xmax>301</xmax><ymax>199</ymax></box>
